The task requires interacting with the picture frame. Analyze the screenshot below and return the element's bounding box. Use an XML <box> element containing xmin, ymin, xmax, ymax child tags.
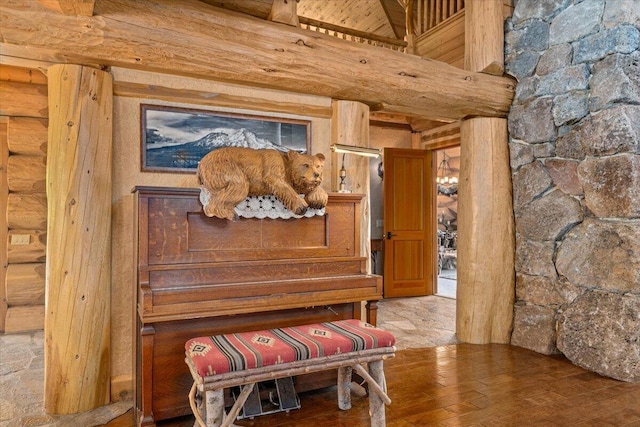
<box><xmin>140</xmin><ymin>104</ymin><xmax>311</xmax><ymax>173</ymax></box>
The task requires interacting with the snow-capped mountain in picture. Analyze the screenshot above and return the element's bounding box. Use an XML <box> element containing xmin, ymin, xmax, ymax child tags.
<box><xmin>145</xmin><ymin>128</ymin><xmax>291</xmax><ymax>169</ymax></box>
<box><xmin>192</xmin><ymin>128</ymin><xmax>290</xmax><ymax>152</ymax></box>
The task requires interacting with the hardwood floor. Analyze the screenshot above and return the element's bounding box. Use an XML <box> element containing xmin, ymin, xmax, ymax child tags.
<box><xmin>105</xmin><ymin>344</ymin><xmax>640</xmax><ymax>427</ymax></box>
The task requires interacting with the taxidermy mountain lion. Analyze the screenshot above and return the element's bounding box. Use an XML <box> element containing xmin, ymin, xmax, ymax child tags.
<box><xmin>197</xmin><ymin>147</ymin><xmax>328</xmax><ymax>220</ymax></box>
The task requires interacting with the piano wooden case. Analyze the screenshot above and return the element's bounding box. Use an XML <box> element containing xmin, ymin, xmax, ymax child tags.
<box><xmin>133</xmin><ymin>187</ymin><xmax>382</xmax><ymax>426</ymax></box>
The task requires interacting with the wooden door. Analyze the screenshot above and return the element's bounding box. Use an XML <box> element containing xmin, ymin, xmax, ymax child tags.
<box><xmin>383</xmin><ymin>148</ymin><xmax>435</xmax><ymax>298</ymax></box>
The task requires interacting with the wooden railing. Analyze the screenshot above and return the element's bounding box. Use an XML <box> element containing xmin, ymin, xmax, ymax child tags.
<box><xmin>298</xmin><ymin>0</ymin><xmax>466</xmax><ymax>54</ymax></box>
<box><xmin>300</xmin><ymin>17</ymin><xmax>408</xmax><ymax>52</ymax></box>
<box><xmin>413</xmin><ymin>0</ymin><xmax>465</xmax><ymax>34</ymax></box>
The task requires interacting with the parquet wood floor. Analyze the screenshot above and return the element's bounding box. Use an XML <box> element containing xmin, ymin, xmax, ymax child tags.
<box><xmin>106</xmin><ymin>344</ymin><xmax>640</xmax><ymax>427</ymax></box>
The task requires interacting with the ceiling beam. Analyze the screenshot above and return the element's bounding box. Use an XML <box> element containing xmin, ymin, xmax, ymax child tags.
<box><xmin>378</xmin><ymin>0</ymin><xmax>403</xmax><ymax>40</ymax></box>
<box><xmin>37</xmin><ymin>0</ymin><xmax>95</xmax><ymax>16</ymax></box>
<box><xmin>0</xmin><ymin>0</ymin><xmax>515</xmax><ymax>121</ymax></box>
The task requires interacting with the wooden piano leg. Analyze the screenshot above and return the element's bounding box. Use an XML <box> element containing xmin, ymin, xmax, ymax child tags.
<box><xmin>366</xmin><ymin>301</ymin><xmax>378</xmax><ymax>326</ymax></box>
<box><xmin>138</xmin><ymin>324</ymin><xmax>156</xmax><ymax>426</ymax></box>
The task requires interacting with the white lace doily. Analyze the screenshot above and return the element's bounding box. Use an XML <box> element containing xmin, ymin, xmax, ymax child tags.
<box><xmin>199</xmin><ymin>187</ymin><xmax>325</xmax><ymax>219</ymax></box>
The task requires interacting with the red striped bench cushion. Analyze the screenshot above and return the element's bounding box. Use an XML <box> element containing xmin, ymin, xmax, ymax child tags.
<box><xmin>185</xmin><ymin>319</ymin><xmax>396</xmax><ymax>377</ymax></box>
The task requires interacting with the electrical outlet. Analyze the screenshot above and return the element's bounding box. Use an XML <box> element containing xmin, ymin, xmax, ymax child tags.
<box><xmin>10</xmin><ymin>234</ymin><xmax>30</xmax><ymax>245</ymax></box>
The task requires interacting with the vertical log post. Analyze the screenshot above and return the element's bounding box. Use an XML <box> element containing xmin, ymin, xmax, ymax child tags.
<box><xmin>331</xmin><ymin>100</ymin><xmax>372</xmax><ymax>273</ymax></box>
<box><xmin>45</xmin><ymin>64</ymin><xmax>112</xmax><ymax>413</ymax></box>
<box><xmin>457</xmin><ymin>0</ymin><xmax>515</xmax><ymax>344</ymax></box>
<box><xmin>1</xmin><ymin>117</ymin><xmax>8</xmax><ymax>333</ymax></box>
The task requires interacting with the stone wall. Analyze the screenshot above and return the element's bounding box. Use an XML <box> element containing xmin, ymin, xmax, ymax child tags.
<box><xmin>505</xmin><ymin>0</ymin><xmax>639</xmax><ymax>382</ymax></box>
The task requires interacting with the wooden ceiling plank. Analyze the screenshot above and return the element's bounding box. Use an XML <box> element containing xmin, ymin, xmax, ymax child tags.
<box><xmin>421</xmin><ymin>121</ymin><xmax>460</xmax><ymax>139</ymax></box>
<box><xmin>0</xmin><ymin>0</ymin><xmax>514</xmax><ymax>121</ymax></box>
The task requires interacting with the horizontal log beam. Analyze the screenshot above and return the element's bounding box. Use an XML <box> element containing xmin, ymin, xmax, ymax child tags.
<box><xmin>7</xmin><ymin>193</ymin><xmax>47</xmax><ymax>230</ymax></box>
<box><xmin>6</xmin><ymin>263</ymin><xmax>46</xmax><ymax>305</ymax></box>
<box><xmin>8</xmin><ymin>229</ymin><xmax>47</xmax><ymax>263</ymax></box>
<box><xmin>7</xmin><ymin>155</ymin><xmax>46</xmax><ymax>192</ymax></box>
<box><xmin>7</xmin><ymin>117</ymin><xmax>48</xmax><ymax>156</ymax></box>
<box><xmin>4</xmin><ymin>305</ymin><xmax>45</xmax><ymax>333</ymax></box>
<box><xmin>0</xmin><ymin>0</ymin><xmax>515</xmax><ymax>121</ymax></box>
<box><xmin>113</xmin><ymin>81</ymin><xmax>333</xmax><ymax>118</ymax></box>
<box><xmin>38</xmin><ymin>0</ymin><xmax>96</xmax><ymax>16</ymax></box>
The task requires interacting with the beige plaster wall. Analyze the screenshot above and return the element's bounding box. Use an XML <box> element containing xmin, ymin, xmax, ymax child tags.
<box><xmin>109</xmin><ymin>68</ymin><xmax>332</xmax><ymax>398</ymax></box>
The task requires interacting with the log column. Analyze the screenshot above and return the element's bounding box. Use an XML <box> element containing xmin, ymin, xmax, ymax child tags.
<box><xmin>45</xmin><ymin>64</ymin><xmax>112</xmax><ymax>413</ymax></box>
<box><xmin>331</xmin><ymin>100</ymin><xmax>371</xmax><ymax>273</ymax></box>
<box><xmin>457</xmin><ymin>0</ymin><xmax>515</xmax><ymax>344</ymax></box>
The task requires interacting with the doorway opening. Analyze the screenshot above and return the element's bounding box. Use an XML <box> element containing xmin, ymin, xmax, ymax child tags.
<box><xmin>435</xmin><ymin>147</ymin><xmax>459</xmax><ymax>299</ymax></box>
<box><xmin>369</xmin><ymin>139</ymin><xmax>458</xmax><ymax>348</ymax></box>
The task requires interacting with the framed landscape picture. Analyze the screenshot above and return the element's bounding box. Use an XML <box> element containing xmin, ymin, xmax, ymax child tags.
<box><xmin>141</xmin><ymin>105</ymin><xmax>311</xmax><ymax>172</ymax></box>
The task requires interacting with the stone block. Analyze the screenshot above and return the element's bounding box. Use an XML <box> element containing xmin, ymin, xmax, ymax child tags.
<box><xmin>532</xmin><ymin>142</ymin><xmax>556</xmax><ymax>158</ymax></box>
<box><xmin>535</xmin><ymin>64</ymin><xmax>590</xmax><ymax>96</ymax></box>
<box><xmin>580</xmin><ymin>105</ymin><xmax>640</xmax><ymax>156</ymax></box>
<box><xmin>557</xmin><ymin>291</ymin><xmax>640</xmax><ymax>382</ymax></box>
<box><xmin>515</xmin><ymin>236</ymin><xmax>558</xmax><ymax>278</ymax></box>
<box><xmin>590</xmin><ymin>52</ymin><xmax>640</xmax><ymax>112</ymax></box>
<box><xmin>508</xmin><ymin>97</ymin><xmax>556</xmax><ymax>143</ymax></box>
<box><xmin>603</xmin><ymin>0</ymin><xmax>640</xmax><ymax>29</ymax></box>
<box><xmin>544</xmin><ymin>158</ymin><xmax>583</xmax><ymax>196</ymax></box>
<box><xmin>506</xmin><ymin>50</ymin><xmax>540</xmax><ymax>81</ymax></box>
<box><xmin>556</xmin><ymin>128</ymin><xmax>586</xmax><ymax>160</ymax></box>
<box><xmin>513</xmin><ymin>0</ymin><xmax>571</xmax><ymax>25</ymax></box>
<box><xmin>514</xmin><ymin>76</ymin><xmax>539</xmax><ymax>103</ymax></box>
<box><xmin>515</xmin><ymin>274</ymin><xmax>565</xmax><ymax>306</ymax></box>
<box><xmin>578</xmin><ymin>154</ymin><xmax>640</xmax><ymax>218</ymax></box>
<box><xmin>516</xmin><ymin>189</ymin><xmax>583</xmax><ymax>241</ymax></box>
<box><xmin>552</xmin><ymin>91</ymin><xmax>588</xmax><ymax>126</ymax></box>
<box><xmin>554</xmin><ymin>275</ymin><xmax>585</xmax><ymax>305</ymax></box>
<box><xmin>511</xmin><ymin>304</ymin><xmax>559</xmax><ymax>355</ymax></box>
<box><xmin>512</xmin><ymin>160</ymin><xmax>553</xmax><ymax>210</ymax></box>
<box><xmin>509</xmin><ymin>141</ymin><xmax>534</xmax><ymax>171</ymax></box>
<box><xmin>536</xmin><ymin>43</ymin><xmax>572</xmax><ymax>76</ymax></box>
<box><xmin>557</xmin><ymin>218</ymin><xmax>640</xmax><ymax>292</ymax></box>
<box><xmin>573</xmin><ymin>25</ymin><xmax>639</xmax><ymax>64</ymax></box>
<box><xmin>507</xmin><ymin>20</ymin><xmax>550</xmax><ymax>53</ymax></box>
<box><xmin>549</xmin><ymin>0</ymin><xmax>604</xmax><ymax>45</ymax></box>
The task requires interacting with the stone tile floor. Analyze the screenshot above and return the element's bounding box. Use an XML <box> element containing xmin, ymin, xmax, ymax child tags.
<box><xmin>0</xmin><ymin>332</ymin><xmax>131</xmax><ymax>427</ymax></box>
<box><xmin>377</xmin><ymin>295</ymin><xmax>458</xmax><ymax>350</ymax></box>
<box><xmin>0</xmin><ymin>295</ymin><xmax>457</xmax><ymax>426</ymax></box>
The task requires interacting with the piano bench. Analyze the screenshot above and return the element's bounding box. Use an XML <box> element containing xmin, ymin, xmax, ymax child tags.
<box><xmin>184</xmin><ymin>319</ymin><xmax>396</xmax><ymax>427</ymax></box>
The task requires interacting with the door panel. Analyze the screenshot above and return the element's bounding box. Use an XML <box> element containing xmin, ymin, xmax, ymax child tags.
<box><xmin>383</xmin><ymin>148</ymin><xmax>435</xmax><ymax>298</ymax></box>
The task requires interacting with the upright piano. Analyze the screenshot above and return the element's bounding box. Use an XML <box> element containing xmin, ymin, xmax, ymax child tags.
<box><xmin>133</xmin><ymin>186</ymin><xmax>382</xmax><ymax>426</ymax></box>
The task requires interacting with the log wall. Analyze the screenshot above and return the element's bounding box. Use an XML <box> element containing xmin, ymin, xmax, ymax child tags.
<box><xmin>0</xmin><ymin>64</ymin><xmax>48</xmax><ymax>333</ymax></box>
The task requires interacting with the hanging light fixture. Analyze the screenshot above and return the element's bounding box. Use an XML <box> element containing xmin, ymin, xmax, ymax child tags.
<box><xmin>436</xmin><ymin>152</ymin><xmax>458</xmax><ymax>185</ymax></box>
<box><xmin>331</xmin><ymin>144</ymin><xmax>380</xmax><ymax>193</ymax></box>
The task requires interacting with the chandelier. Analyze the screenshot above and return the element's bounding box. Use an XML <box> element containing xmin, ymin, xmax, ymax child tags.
<box><xmin>436</xmin><ymin>152</ymin><xmax>458</xmax><ymax>186</ymax></box>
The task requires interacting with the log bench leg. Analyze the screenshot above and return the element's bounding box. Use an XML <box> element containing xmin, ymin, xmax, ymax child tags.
<box><xmin>364</xmin><ymin>360</ymin><xmax>387</xmax><ymax>427</ymax></box>
<box><xmin>191</xmin><ymin>383</ymin><xmax>256</xmax><ymax>427</ymax></box>
<box><xmin>337</xmin><ymin>366</ymin><xmax>353</xmax><ymax>410</ymax></box>
<box><xmin>205</xmin><ymin>388</ymin><xmax>225</xmax><ymax>426</ymax></box>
